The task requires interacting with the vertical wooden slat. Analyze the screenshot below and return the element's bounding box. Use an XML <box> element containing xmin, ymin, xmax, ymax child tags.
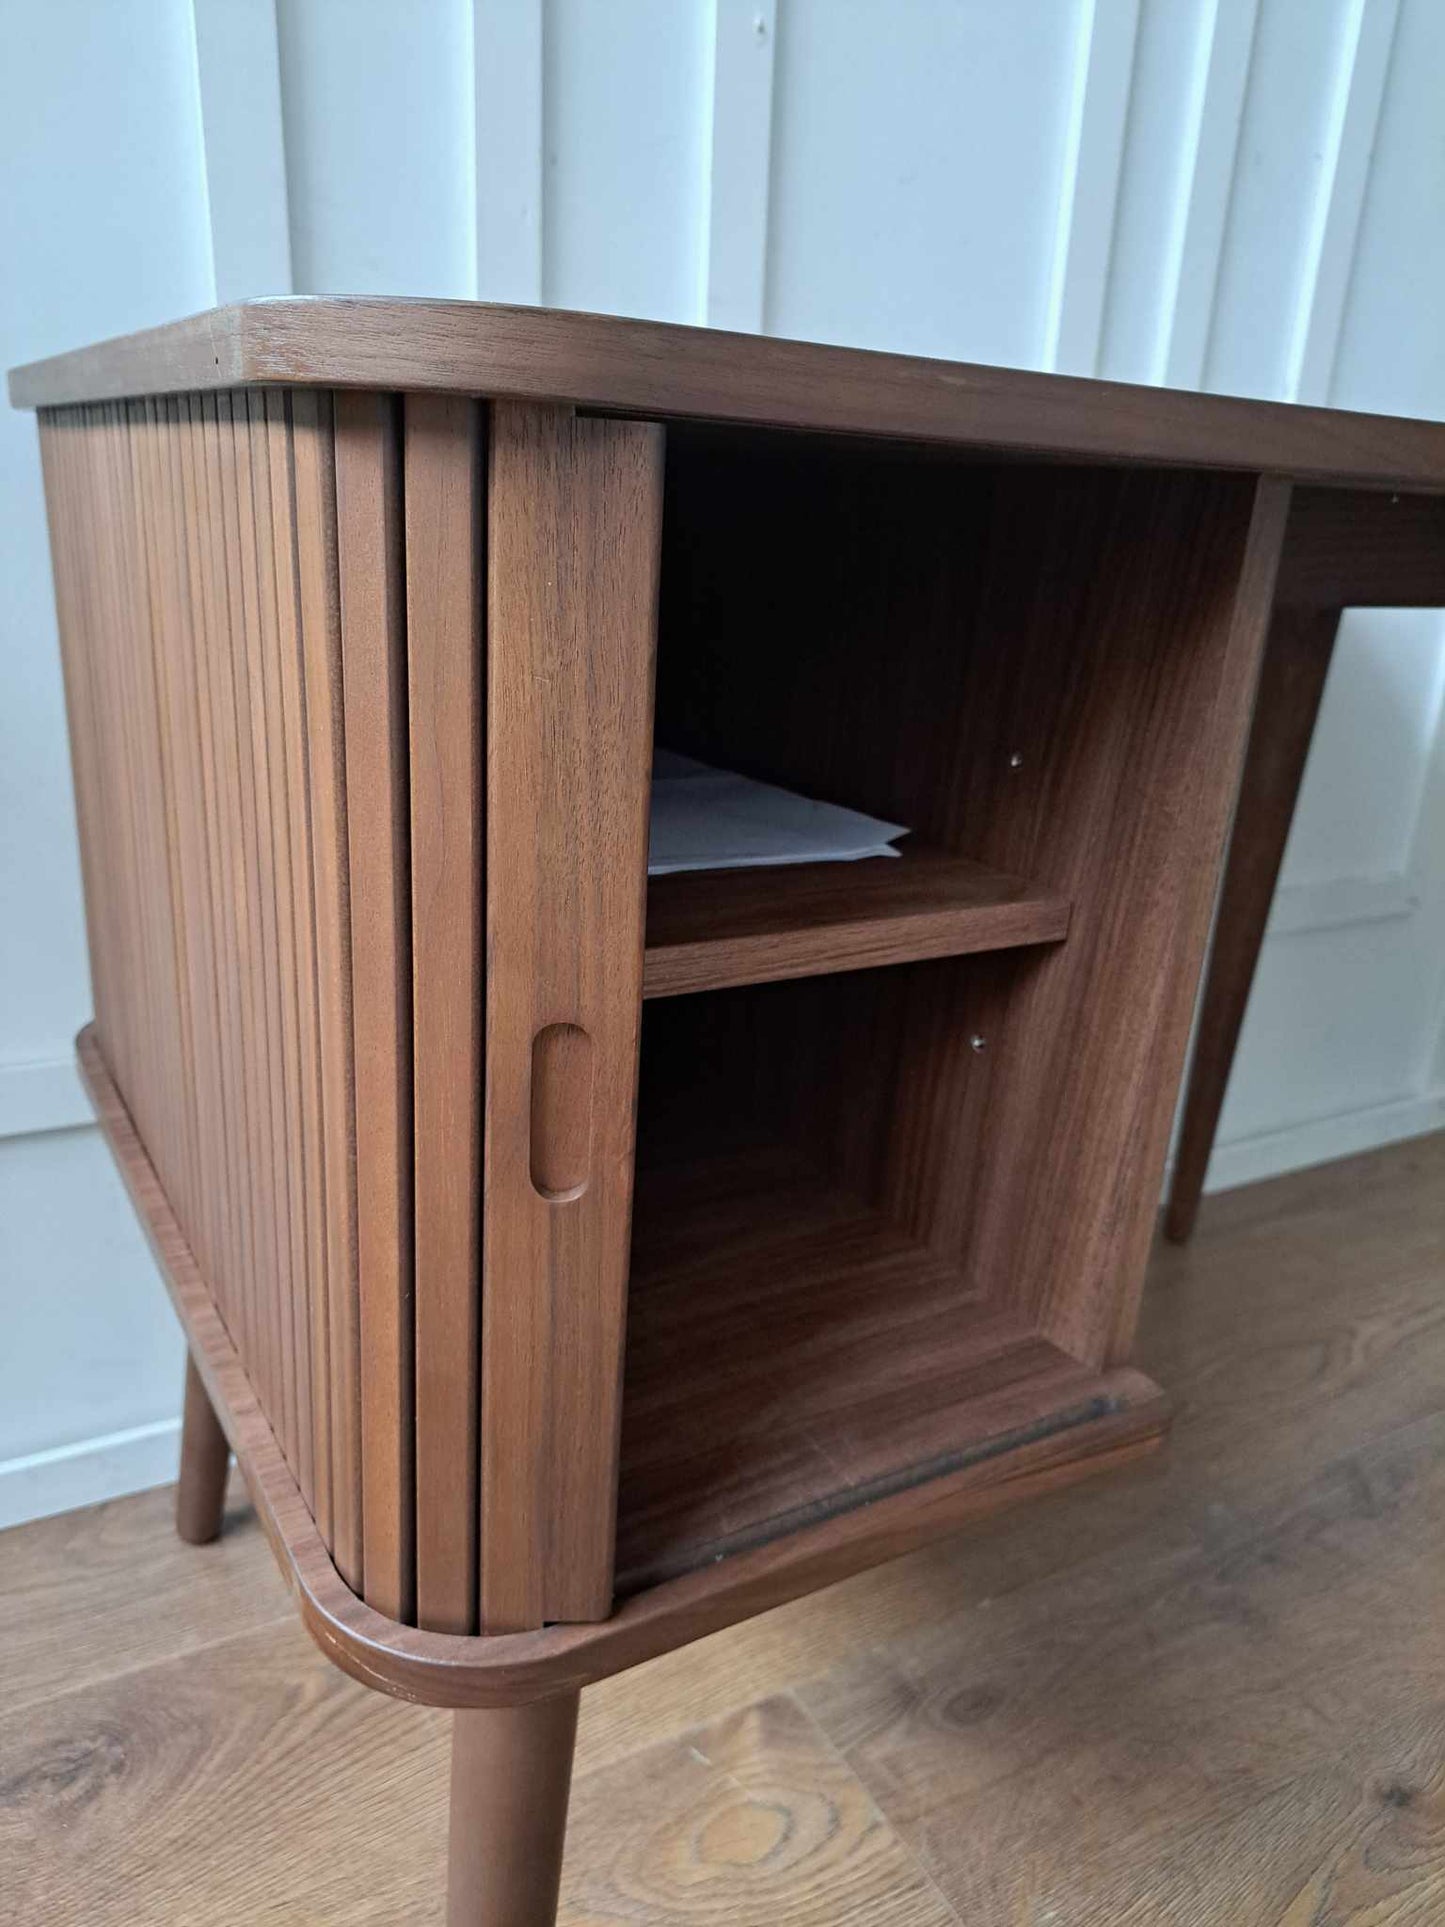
<box><xmin>217</xmin><ymin>394</ymin><xmax>291</xmax><ymax>1466</ymax></box>
<box><xmin>111</xmin><ymin>397</ymin><xmax>189</xmax><ymax>1246</ymax></box>
<box><xmin>126</xmin><ymin>401</ymin><xmax>202</xmax><ymax>1251</ymax></box>
<box><xmin>480</xmin><ymin>402</ymin><xmax>663</xmax><ymax>1631</ymax></box>
<box><xmin>335</xmin><ymin>391</ymin><xmax>414</xmax><ymax>1624</ymax></box>
<box><xmin>198</xmin><ymin>394</ymin><xmax>268</xmax><ymax>1408</ymax></box>
<box><xmin>88</xmin><ymin>408</ymin><xmax>151</xmax><ymax>1138</ymax></box>
<box><xmin>41</xmin><ymin>413</ymin><xmax>124</xmax><ymax>1105</ymax></box>
<box><xmin>175</xmin><ymin>398</ymin><xmax>239</xmax><ymax>1323</ymax></box>
<box><xmin>246</xmin><ymin>390</ymin><xmax>316</xmax><ymax>1507</ymax></box>
<box><xmin>231</xmin><ymin>394</ymin><xmax>304</xmax><ymax>1481</ymax></box>
<box><xmin>267</xmin><ymin>390</ymin><xmax>334</xmax><ymax>1542</ymax></box>
<box><xmin>37</xmin><ymin>418</ymin><xmax>99</xmax><ymax>1040</ymax></box>
<box><xmin>147</xmin><ymin>401</ymin><xmax>223</xmax><ymax>1298</ymax></box>
<box><xmin>292</xmin><ymin>389</ymin><xmax>363</xmax><ymax>1590</ymax></box>
<box><xmin>176</xmin><ymin>398</ymin><xmax>242</xmax><ymax>1359</ymax></box>
<box><xmin>121</xmin><ymin>401</ymin><xmax>186</xmax><ymax>1214</ymax></box>
<box><xmin>92</xmin><ymin>411</ymin><xmax>151</xmax><ymax>1148</ymax></box>
<box><xmin>41</xmin><ymin>421</ymin><xmax>104</xmax><ymax>1042</ymax></box>
<box><xmin>42</xmin><ymin>387</ymin><xmax>357</xmax><ymax>1555</ymax></box>
<box><xmin>405</xmin><ymin>393</ymin><xmax>483</xmax><ymax>1634</ymax></box>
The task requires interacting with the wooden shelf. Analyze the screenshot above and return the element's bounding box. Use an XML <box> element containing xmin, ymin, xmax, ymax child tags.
<box><xmin>616</xmin><ymin>1147</ymin><xmax>1131</xmax><ymax>1594</ymax></box>
<box><xmin>642</xmin><ymin>844</ymin><xmax>1069</xmax><ymax>999</ymax></box>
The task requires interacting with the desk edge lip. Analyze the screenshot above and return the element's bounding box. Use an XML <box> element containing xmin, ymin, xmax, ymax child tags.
<box><xmin>13</xmin><ymin>299</ymin><xmax>1445</xmax><ymax>494</ymax></box>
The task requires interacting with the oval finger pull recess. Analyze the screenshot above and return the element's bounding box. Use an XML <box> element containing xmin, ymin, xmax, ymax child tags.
<box><xmin>529</xmin><ymin>1023</ymin><xmax>595</xmax><ymax>1201</ymax></box>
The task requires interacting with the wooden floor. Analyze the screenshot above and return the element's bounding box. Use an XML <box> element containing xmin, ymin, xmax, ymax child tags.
<box><xmin>4</xmin><ymin>1134</ymin><xmax>1445</xmax><ymax>1925</ymax></box>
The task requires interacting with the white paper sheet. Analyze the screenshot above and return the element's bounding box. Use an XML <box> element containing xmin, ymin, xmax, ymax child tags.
<box><xmin>648</xmin><ymin>751</ymin><xmax>909</xmax><ymax>877</ymax></box>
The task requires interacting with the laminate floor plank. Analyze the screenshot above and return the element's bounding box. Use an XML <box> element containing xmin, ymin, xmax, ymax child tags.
<box><xmin>2</xmin><ymin>1133</ymin><xmax>1443</xmax><ymax>1924</ymax></box>
<box><xmin>0</xmin><ymin>1469</ymin><xmax>289</xmax><ymax>1723</ymax></box>
<box><xmin>0</xmin><ymin>1616</ymin><xmax>447</xmax><ymax>1927</ymax></box>
<box><xmin>560</xmin><ymin>1695</ymin><xmax>961</xmax><ymax>1926</ymax></box>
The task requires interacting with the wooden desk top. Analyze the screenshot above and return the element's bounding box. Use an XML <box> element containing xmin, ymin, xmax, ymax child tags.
<box><xmin>12</xmin><ymin>297</ymin><xmax>1445</xmax><ymax>492</ymax></box>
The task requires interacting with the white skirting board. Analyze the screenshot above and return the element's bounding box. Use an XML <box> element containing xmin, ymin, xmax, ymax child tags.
<box><xmin>1203</xmin><ymin>1088</ymin><xmax>1445</xmax><ymax>1194</ymax></box>
<box><xmin>0</xmin><ymin>1417</ymin><xmax>182</xmax><ymax>1532</ymax></box>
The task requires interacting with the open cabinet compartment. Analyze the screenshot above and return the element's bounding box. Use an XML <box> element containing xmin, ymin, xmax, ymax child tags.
<box><xmin>617</xmin><ymin>425</ymin><xmax>1275</xmax><ymax>1596</ymax></box>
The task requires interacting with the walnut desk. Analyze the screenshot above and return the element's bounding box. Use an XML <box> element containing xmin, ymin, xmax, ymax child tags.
<box><xmin>14</xmin><ymin>301</ymin><xmax>1445</xmax><ymax>1924</ymax></box>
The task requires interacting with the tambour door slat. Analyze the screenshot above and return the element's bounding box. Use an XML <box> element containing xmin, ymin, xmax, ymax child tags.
<box><xmin>196</xmin><ymin>395</ymin><xmax>266</xmax><ymax>1410</ymax></box>
<box><xmin>480</xmin><ymin>403</ymin><xmax>663</xmax><ymax>1632</ymax></box>
<box><xmin>405</xmin><ymin>393</ymin><xmax>483</xmax><ymax>1635</ymax></box>
<box><xmin>265</xmin><ymin>390</ymin><xmax>335</xmax><ymax>1543</ymax></box>
<box><xmin>228</xmin><ymin>396</ymin><xmax>302</xmax><ymax>1479</ymax></box>
<box><xmin>246</xmin><ymin>391</ymin><xmax>317</xmax><ymax>1512</ymax></box>
<box><xmin>125</xmin><ymin>401</ymin><xmax>201</xmax><ymax>1248</ymax></box>
<box><xmin>174</xmin><ymin>398</ymin><xmax>244</xmax><ymax>1360</ymax></box>
<box><xmin>145</xmin><ymin>401</ymin><xmax>225</xmax><ymax>1303</ymax></box>
<box><xmin>292</xmin><ymin>390</ymin><xmax>363</xmax><ymax>1590</ymax></box>
<box><xmin>335</xmin><ymin>391</ymin><xmax>414</xmax><ymax>1624</ymax></box>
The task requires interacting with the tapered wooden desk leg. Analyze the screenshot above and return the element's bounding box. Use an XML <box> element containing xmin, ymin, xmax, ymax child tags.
<box><xmin>1164</xmin><ymin>604</ymin><xmax>1341</xmax><ymax>1244</ymax></box>
<box><xmin>175</xmin><ymin>1354</ymin><xmax>230</xmax><ymax>1544</ymax></box>
<box><xmin>447</xmin><ymin>1694</ymin><xmax>580</xmax><ymax>1927</ymax></box>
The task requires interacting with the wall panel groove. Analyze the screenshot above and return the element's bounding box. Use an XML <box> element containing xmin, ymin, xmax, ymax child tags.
<box><xmin>472</xmin><ymin>0</ymin><xmax>544</xmax><ymax>303</ymax></box>
<box><xmin>1285</xmin><ymin>0</ymin><xmax>1402</xmax><ymax>403</ymax></box>
<box><xmin>703</xmin><ymin>0</ymin><xmax>778</xmax><ymax>332</ymax></box>
<box><xmin>1043</xmin><ymin>0</ymin><xmax>1142</xmax><ymax>377</ymax></box>
<box><xmin>1158</xmin><ymin>0</ymin><xmax>1261</xmax><ymax>388</ymax></box>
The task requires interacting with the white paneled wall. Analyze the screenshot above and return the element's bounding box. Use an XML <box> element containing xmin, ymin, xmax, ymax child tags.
<box><xmin>767</xmin><ymin>1</ymin><xmax>1082</xmax><ymax>363</ymax></box>
<box><xmin>3</xmin><ymin>0</ymin><xmax>1443</xmax><ymax>1523</ymax></box>
<box><xmin>277</xmin><ymin>0</ymin><xmax>475</xmax><ymax>297</ymax></box>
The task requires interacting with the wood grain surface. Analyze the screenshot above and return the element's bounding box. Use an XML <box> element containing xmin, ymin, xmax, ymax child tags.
<box><xmin>290</xmin><ymin>390</ymin><xmax>363</xmax><ymax>1591</ymax></box>
<box><xmin>480</xmin><ymin>402</ymin><xmax>663</xmax><ymax>1632</ymax></box>
<box><xmin>36</xmin><ymin>395</ymin><xmax>359</xmax><ymax>1563</ymax></box>
<box><xmin>404</xmin><ymin>393</ymin><xmax>484</xmax><ymax>1637</ymax></box>
<box><xmin>616</xmin><ymin>1144</ymin><xmax>1137</xmax><ymax>1592</ymax></box>
<box><xmin>3</xmin><ymin>1131</ymin><xmax>1442</xmax><ymax>1924</ymax></box>
<box><xmin>1276</xmin><ymin>484</ymin><xmax>1445</xmax><ymax>607</ymax></box>
<box><xmin>642</xmin><ymin>846</ymin><xmax>1069</xmax><ymax>999</ymax></box>
<box><xmin>335</xmin><ymin>391</ymin><xmax>414</xmax><ymax>1624</ymax></box>
<box><xmin>14</xmin><ymin>297</ymin><xmax>1445</xmax><ymax>492</ymax></box>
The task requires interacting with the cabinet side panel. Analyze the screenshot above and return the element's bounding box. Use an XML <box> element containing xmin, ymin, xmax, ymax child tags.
<box><xmin>405</xmin><ymin>394</ymin><xmax>484</xmax><ymax>1636</ymax></box>
<box><xmin>482</xmin><ymin>403</ymin><xmax>663</xmax><ymax>1631</ymax></box>
<box><xmin>954</xmin><ymin>471</ymin><xmax>1292</xmax><ymax>1364</ymax></box>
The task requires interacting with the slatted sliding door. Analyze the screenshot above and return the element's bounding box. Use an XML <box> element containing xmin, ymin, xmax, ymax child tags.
<box><xmin>40</xmin><ymin>391</ymin><xmax>662</xmax><ymax>1635</ymax></box>
<box><xmin>39</xmin><ymin>395</ymin><xmax>355</xmax><ymax>1555</ymax></box>
<box><xmin>480</xmin><ymin>405</ymin><xmax>664</xmax><ymax>1632</ymax></box>
<box><xmin>405</xmin><ymin>395</ymin><xmax>484</xmax><ymax>1637</ymax></box>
